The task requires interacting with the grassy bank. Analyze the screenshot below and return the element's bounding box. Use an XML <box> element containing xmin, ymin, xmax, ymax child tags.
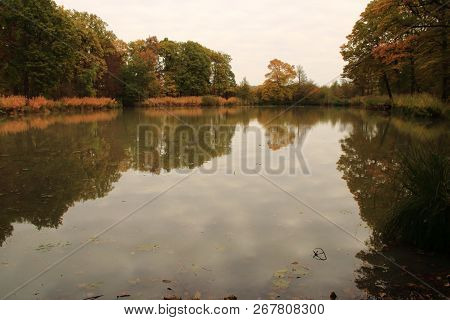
<box><xmin>0</xmin><ymin>96</ymin><xmax>121</xmax><ymax>114</ymax></box>
<box><xmin>344</xmin><ymin>93</ymin><xmax>448</xmax><ymax>118</ymax></box>
<box><xmin>141</xmin><ymin>96</ymin><xmax>242</xmax><ymax>107</ymax></box>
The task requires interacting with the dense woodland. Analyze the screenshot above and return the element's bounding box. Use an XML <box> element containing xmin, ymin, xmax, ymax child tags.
<box><xmin>0</xmin><ymin>0</ymin><xmax>236</xmax><ymax>104</ymax></box>
<box><xmin>0</xmin><ymin>0</ymin><xmax>448</xmax><ymax>109</ymax></box>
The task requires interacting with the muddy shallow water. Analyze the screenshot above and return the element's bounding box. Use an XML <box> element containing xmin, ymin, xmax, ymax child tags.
<box><xmin>0</xmin><ymin>107</ymin><xmax>448</xmax><ymax>299</ymax></box>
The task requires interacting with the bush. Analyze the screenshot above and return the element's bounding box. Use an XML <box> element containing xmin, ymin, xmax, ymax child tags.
<box><xmin>224</xmin><ymin>97</ymin><xmax>241</xmax><ymax>106</ymax></box>
<box><xmin>201</xmin><ymin>95</ymin><xmax>223</xmax><ymax>106</ymax></box>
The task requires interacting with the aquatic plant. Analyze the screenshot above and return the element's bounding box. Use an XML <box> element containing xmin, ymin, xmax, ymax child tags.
<box><xmin>384</xmin><ymin>143</ymin><xmax>450</xmax><ymax>252</ymax></box>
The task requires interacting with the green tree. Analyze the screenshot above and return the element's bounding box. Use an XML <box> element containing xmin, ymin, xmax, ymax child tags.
<box><xmin>175</xmin><ymin>41</ymin><xmax>211</xmax><ymax>96</ymax></box>
<box><xmin>0</xmin><ymin>0</ymin><xmax>78</xmax><ymax>97</ymax></box>
<box><xmin>235</xmin><ymin>77</ymin><xmax>254</xmax><ymax>103</ymax></box>
<box><xmin>158</xmin><ymin>38</ymin><xmax>181</xmax><ymax>96</ymax></box>
<box><xmin>209</xmin><ymin>51</ymin><xmax>236</xmax><ymax>96</ymax></box>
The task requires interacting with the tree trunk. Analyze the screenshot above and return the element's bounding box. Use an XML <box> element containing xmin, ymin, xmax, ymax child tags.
<box><xmin>410</xmin><ymin>57</ymin><xmax>417</xmax><ymax>95</ymax></box>
<box><xmin>23</xmin><ymin>71</ymin><xmax>30</xmax><ymax>98</ymax></box>
<box><xmin>441</xmin><ymin>21</ymin><xmax>448</xmax><ymax>101</ymax></box>
<box><xmin>383</xmin><ymin>72</ymin><xmax>393</xmax><ymax>101</ymax></box>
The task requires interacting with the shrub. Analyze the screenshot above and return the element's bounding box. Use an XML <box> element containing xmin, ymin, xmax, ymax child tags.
<box><xmin>224</xmin><ymin>97</ymin><xmax>242</xmax><ymax>106</ymax></box>
<box><xmin>201</xmin><ymin>95</ymin><xmax>224</xmax><ymax>106</ymax></box>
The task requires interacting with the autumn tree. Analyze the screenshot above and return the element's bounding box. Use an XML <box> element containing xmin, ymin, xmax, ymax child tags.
<box><xmin>120</xmin><ymin>37</ymin><xmax>160</xmax><ymax>105</ymax></box>
<box><xmin>158</xmin><ymin>38</ymin><xmax>181</xmax><ymax>96</ymax></box>
<box><xmin>342</xmin><ymin>0</ymin><xmax>449</xmax><ymax>100</ymax></box>
<box><xmin>261</xmin><ymin>59</ymin><xmax>297</xmax><ymax>103</ymax></box>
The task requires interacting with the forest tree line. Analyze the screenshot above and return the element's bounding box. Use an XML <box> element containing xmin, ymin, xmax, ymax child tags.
<box><xmin>0</xmin><ymin>0</ymin><xmax>448</xmax><ymax>108</ymax></box>
<box><xmin>0</xmin><ymin>0</ymin><xmax>235</xmax><ymax>104</ymax></box>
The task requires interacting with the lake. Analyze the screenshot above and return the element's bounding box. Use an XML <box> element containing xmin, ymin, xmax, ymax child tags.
<box><xmin>0</xmin><ymin>107</ymin><xmax>448</xmax><ymax>299</ymax></box>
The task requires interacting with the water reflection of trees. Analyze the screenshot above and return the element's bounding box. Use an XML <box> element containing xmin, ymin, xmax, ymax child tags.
<box><xmin>0</xmin><ymin>113</ymin><xmax>129</xmax><ymax>245</ymax></box>
<box><xmin>335</xmin><ymin>111</ymin><xmax>449</xmax><ymax>299</ymax></box>
<box><xmin>1</xmin><ymin>107</ymin><xmax>447</xmax><ymax>253</ymax></box>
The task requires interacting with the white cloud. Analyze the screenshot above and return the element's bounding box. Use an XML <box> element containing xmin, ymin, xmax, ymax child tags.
<box><xmin>55</xmin><ymin>0</ymin><xmax>368</xmax><ymax>85</ymax></box>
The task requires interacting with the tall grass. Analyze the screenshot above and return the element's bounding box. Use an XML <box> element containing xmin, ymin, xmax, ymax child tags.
<box><xmin>142</xmin><ymin>96</ymin><xmax>242</xmax><ymax>107</ymax></box>
<box><xmin>393</xmin><ymin>93</ymin><xmax>446</xmax><ymax>118</ymax></box>
<box><xmin>0</xmin><ymin>96</ymin><xmax>27</xmax><ymax>110</ymax></box>
<box><xmin>0</xmin><ymin>96</ymin><xmax>120</xmax><ymax>113</ymax></box>
<box><xmin>384</xmin><ymin>144</ymin><xmax>449</xmax><ymax>252</ymax></box>
<box><xmin>349</xmin><ymin>95</ymin><xmax>392</xmax><ymax>108</ymax></box>
<box><xmin>347</xmin><ymin>93</ymin><xmax>448</xmax><ymax>118</ymax></box>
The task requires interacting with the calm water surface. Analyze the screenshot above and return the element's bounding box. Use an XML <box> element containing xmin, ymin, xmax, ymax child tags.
<box><xmin>0</xmin><ymin>107</ymin><xmax>448</xmax><ymax>299</ymax></box>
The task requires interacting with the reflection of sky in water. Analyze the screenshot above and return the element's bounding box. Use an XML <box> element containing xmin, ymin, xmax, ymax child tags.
<box><xmin>0</xmin><ymin>108</ymin><xmax>448</xmax><ymax>299</ymax></box>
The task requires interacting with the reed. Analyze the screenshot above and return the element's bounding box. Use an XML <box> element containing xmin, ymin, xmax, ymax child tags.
<box><xmin>383</xmin><ymin>144</ymin><xmax>449</xmax><ymax>251</ymax></box>
<box><xmin>142</xmin><ymin>96</ymin><xmax>242</xmax><ymax>107</ymax></box>
<box><xmin>393</xmin><ymin>93</ymin><xmax>446</xmax><ymax>118</ymax></box>
<box><xmin>0</xmin><ymin>96</ymin><xmax>120</xmax><ymax>113</ymax></box>
<box><xmin>0</xmin><ymin>96</ymin><xmax>27</xmax><ymax>110</ymax></box>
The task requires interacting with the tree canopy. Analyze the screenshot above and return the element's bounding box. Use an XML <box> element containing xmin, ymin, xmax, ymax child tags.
<box><xmin>341</xmin><ymin>0</ymin><xmax>449</xmax><ymax>100</ymax></box>
<box><xmin>0</xmin><ymin>0</ymin><xmax>236</xmax><ymax>103</ymax></box>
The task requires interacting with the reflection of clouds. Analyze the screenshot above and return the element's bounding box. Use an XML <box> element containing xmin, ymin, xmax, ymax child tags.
<box><xmin>4</xmin><ymin>107</ymin><xmax>444</xmax><ymax>299</ymax></box>
<box><xmin>1</xmin><ymin>121</ymin><xmax>367</xmax><ymax>299</ymax></box>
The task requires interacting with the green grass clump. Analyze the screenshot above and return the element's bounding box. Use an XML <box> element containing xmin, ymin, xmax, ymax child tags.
<box><xmin>393</xmin><ymin>93</ymin><xmax>446</xmax><ymax>117</ymax></box>
<box><xmin>384</xmin><ymin>144</ymin><xmax>449</xmax><ymax>252</ymax></box>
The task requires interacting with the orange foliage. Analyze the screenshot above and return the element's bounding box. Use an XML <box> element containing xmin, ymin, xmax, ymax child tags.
<box><xmin>28</xmin><ymin>96</ymin><xmax>56</xmax><ymax>110</ymax></box>
<box><xmin>0</xmin><ymin>96</ymin><xmax>119</xmax><ymax>112</ymax></box>
<box><xmin>372</xmin><ymin>35</ymin><xmax>417</xmax><ymax>68</ymax></box>
<box><xmin>0</xmin><ymin>96</ymin><xmax>27</xmax><ymax>109</ymax></box>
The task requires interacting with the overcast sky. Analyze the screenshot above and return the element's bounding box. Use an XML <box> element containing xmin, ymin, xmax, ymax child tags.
<box><xmin>55</xmin><ymin>0</ymin><xmax>369</xmax><ymax>86</ymax></box>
